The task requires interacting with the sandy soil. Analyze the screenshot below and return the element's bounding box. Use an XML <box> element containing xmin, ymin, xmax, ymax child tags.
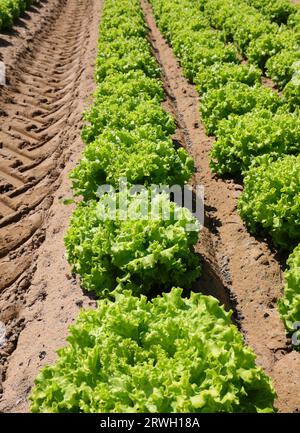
<box><xmin>0</xmin><ymin>0</ymin><xmax>102</xmax><ymax>412</ymax></box>
<box><xmin>141</xmin><ymin>0</ymin><xmax>300</xmax><ymax>413</ymax></box>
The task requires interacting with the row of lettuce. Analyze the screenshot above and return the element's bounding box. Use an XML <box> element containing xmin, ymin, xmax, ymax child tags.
<box><xmin>29</xmin><ymin>0</ymin><xmax>276</xmax><ymax>413</ymax></box>
<box><xmin>150</xmin><ymin>0</ymin><xmax>300</xmax><ymax>341</ymax></box>
<box><xmin>244</xmin><ymin>0</ymin><xmax>297</xmax><ymax>25</ymax></box>
<box><xmin>198</xmin><ymin>0</ymin><xmax>300</xmax><ymax>92</ymax></box>
<box><xmin>0</xmin><ymin>0</ymin><xmax>36</xmax><ymax>29</ymax></box>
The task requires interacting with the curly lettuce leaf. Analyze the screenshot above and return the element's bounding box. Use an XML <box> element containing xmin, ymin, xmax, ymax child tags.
<box><xmin>30</xmin><ymin>289</ymin><xmax>276</xmax><ymax>413</ymax></box>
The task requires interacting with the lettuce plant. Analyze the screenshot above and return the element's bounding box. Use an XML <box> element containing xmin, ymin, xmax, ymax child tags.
<box><xmin>278</xmin><ymin>244</ymin><xmax>300</xmax><ymax>336</ymax></box>
<box><xmin>180</xmin><ymin>44</ymin><xmax>238</xmax><ymax>82</ymax></box>
<box><xmin>30</xmin><ymin>288</ymin><xmax>276</xmax><ymax>413</ymax></box>
<box><xmin>194</xmin><ymin>63</ymin><xmax>261</xmax><ymax>94</ymax></box>
<box><xmin>210</xmin><ymin>109</ymin><xmax>300</xmax><ymax>175</ymax></box>
<box><xmin>151</xmin><ymin>0</ymin><xmax>238</xmax><ymax>82</ymax></box>
<box><xmin>266</xmin><ymin>49</ymin><xmax>300</xmax><ymax>89</ymax></box>
<box><xmin>65</xmin><ymin>193</ymin><xmax>200</xmax><ymax>297</ymax></box>
<box><xmin>283</xmin><ymin>79</ymin><xmax>300</xmax><ymax>111</ymax></box>
<box><xmin>288</xmin><ymin>7</ymin><xmax>300</xmax><ymax>32</ymax></box>
<box><xmin>200</xmin><ymin>82</ymin><xmax>282</xmax><ymax>135</ymax></box>
<box><xmin>238</xmin><ymin>154</ymin><xmax>300</xmax><ymax>249</ymax></box>
<box><xmin>82</xmin><ymin>96</ymin><xmax>176</xmax><ymax>145</ymax></box>
<box><xmin>71</xmin><ymin>128</ymin><xmax>194</xmax><ymax>200</ymax></box>
<box><xmin>0</xmin><ymin>0</ymin><xmax>34</xmax><ymax>29</ymax></box>
<box><xmin>93</xmin><ymin>70</ymin><xmax>165</xmax><ymax>103</ymax></box>
<box><xmin>201</xmin><ymin>0</ymin><xmax>278</xmax><ymax>53</ymax></box>
<box><xmin>246</xmin><ymin>0</ymin><xmax>296</xmax><ymax>25</ymax></box>
<box><xmin>246</xmin><ymin>31</ymin><xmax>293</xmax><ymax>69</ymax></box>
<box><xmin>96</xmin><ymin>37</ymin><xmax>160</xmax><ymax>81</ymax></box>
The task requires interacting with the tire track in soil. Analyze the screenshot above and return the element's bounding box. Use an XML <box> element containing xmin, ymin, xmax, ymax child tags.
<box><xmin>0</xmin><ymin>0</ymin><xmax>102</xmax><ymax>410</ymax></box>
<box><xmin>0</xmin><ymin>0</ymin><xmax>83</xmax><ymax>291</ymax></box>
<box><xmin>141</xmin><ymin>0</ymin><xmax>300</xmax><ymax>412</ymax></box>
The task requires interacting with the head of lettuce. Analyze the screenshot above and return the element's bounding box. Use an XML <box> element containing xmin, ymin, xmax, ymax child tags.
<box><xmin>30</xmin><ymin>288</ymin><xmax>276</xmax><ymax>413</ymax></box>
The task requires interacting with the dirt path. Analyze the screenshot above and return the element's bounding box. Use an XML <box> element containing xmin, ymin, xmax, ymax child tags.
<box><xmin>0</xmin><ymin>0</ymin><xmax>102</xmax><ymax>412</ymax></box>
<box><xmin>141</xmin><ymin>0</ymin><xmax>300</xmax><ymax>413</ymax></box>
<box><xmin>0</xmin><ymin>0</ymin><xmax>87</xmax><ymax>292</ymax></box>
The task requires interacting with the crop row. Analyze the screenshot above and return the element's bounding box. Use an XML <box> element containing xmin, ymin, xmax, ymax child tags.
<box><xmin>150</xmin><ymin>0</ymin><xmax>300</xmax><ymax>342</ymax></box>
<box><xmin>29</xmin><ymin>0</ymin><xmax>276</xmax><ymax>413</ymax></box>
<box><xmin>0</xmin><ymin>0</ymin><xmax>36</xmax><ymax>29</ymax></box>
<box><xmin>245</xmin><ymin>0</ymin><xmax>296</xmax><ymax>25</ymax></box>
<box><xmin>150</xmin><ymin>0</ymin><xmax>299</xmax><ymax>239</ymax></box>
<box><xmin>199</xmin><ymin>0</ymin><xmax>300</xmax><ymax>91</ymax></box>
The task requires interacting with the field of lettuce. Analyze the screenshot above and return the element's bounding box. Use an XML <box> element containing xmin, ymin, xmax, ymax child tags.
<box><xmin>2</xmin><ymin>0</ymin><xmax>300</xmax><ymax>414</ymax></box>
<box><xmin>28</xmin><ymin>0</ymin><xmax>278</xmax><ymax>413</ymax></box>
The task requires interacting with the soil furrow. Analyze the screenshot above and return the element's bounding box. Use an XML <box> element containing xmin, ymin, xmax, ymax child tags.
<box><xmin>0</xmin><ymin>0</ymin><xmax>89</xmax><ymax>290</ymax></box>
